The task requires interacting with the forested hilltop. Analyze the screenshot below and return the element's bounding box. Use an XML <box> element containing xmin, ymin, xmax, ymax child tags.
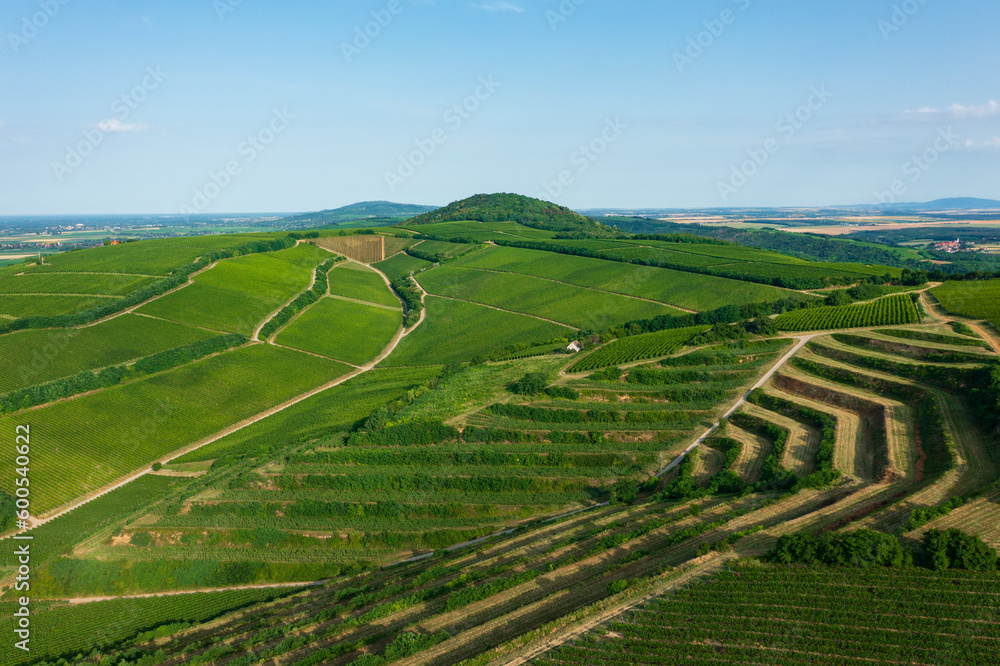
<box><xmin>405</xmin><ymin>193</ymin><xmax>603</xmax><ymax>233</ymax></box>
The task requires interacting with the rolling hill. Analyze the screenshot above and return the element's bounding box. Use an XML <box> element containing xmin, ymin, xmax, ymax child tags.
<box><xmin>281</xmin><ymin>201</ymin><xmax>439</xmax><ymax>228</ymax></box>
<box><xmin>403</xmin><ymin>192</ymin><xmax>605</xmax><ymax>233</ymax></box>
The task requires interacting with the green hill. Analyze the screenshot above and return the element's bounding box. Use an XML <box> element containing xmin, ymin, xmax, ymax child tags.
<box><xmin>403</xmin><ymin>193</ymin><xmax>604</xmax><ymax>233</ymax></box>
<box><xmin>282</xmin><ymin>201</ymin><xmax>438</xmax><ymax>229</ymax></box>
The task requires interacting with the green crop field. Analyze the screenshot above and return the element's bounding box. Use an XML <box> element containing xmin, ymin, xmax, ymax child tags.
<box><xmin>0</xmin><ymin>272</ymin><xmax>157</xmax><ymax>296</ymax></box>
<box><xmin>383</xmin><ymin>296</ymin><xmax>571</xmax><ymax>367</ymax></box>
<box><xmin>275</xmin><ymin>297</ymin><xmax>401</xmax><ymax>365</ymax></box>
<box><xmin>0</xmin><ymin>294</ymin><xmax>109</xmax><ymax>319</ymax></box>
<box><xmin>418</xmin><ymin>266</ymin><xmax>684</xmax><ymax>329</ymax></box>
<box><xmin>373</xmin><ymin>252</ymin><xmax>434</xmax><ymax>281</ymax></box>
<box><xmin>328</xmin><ymin>262</ymin><xmax>400</xmax><ymax>307</ymax></box>
<box><xmin>568</xmin><ymin>326</ymin><xmax>710</xmax><ymax>372</ymax></box>
<box><xmin>175</xmin><ymin>366</ymin><xmax>440</xmax><ymax>462</ymax></box>
<box><xmin>450</xmin><ymin>246</ymin><xmax>815</xmax><ymax>312</ymax></box>
<box><xmin>775</xmin><ymin>294</ymin><xmax>919</xmax><ymax>331</ymax></box>
<box><xmin>7</xmin><ymin>234</ymin><xmax>271</xmax><ymax>277</ymax></box>
<box><xmin>0</xmin><ymin>314</ymin><xmax>215</xmax><ymax>394</ymax></box>
<box><xmin>932</xmin><ymin>279</ymin><xmax>1000</xmax><ymax>329</ymax></box>
<box><xmin>0</xmin><ymin>587</ymin><xmax>294</xmax><ymax>665</ymax></box>
<box><xmin>137</xmin><ymin>244</ymin><xmax>326</xmax><ymax>335</ymax></box>
<box><xmin>535</xmin><ymin>566</ymin><xmax>1000</xmax><ymax>666</ymax></box>
<box><xmin>411</xmin><ymin>239</ymin><xmax>475</xmax><ymax>259</ymax></box>
<box><xmin>0</xmin><ymin>344</ymin><xmax>349</xmax><ymax>513</ymax></box>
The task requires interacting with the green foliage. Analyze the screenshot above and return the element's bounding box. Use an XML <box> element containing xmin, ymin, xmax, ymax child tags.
<box><xmin>347</xmin><ymin>420</ymin><xmax>460</xmax><ymax>447</ymax></box>
<box><xmin>922</xmin><ymin>529</ymin><xmax>999</xmax><ymax>571</ymax></box>
<box><xmin>569</xmin><ymin>327</ymin><xmax>707</xmax><ymax>372</ymax></box>
<box><xmin>932</xmin><ymin>279</ymin><xmax>1000</xmax><ymax>329</ymax></box>
<box><xmin>900</xmin><ymin>497</ymin><xmax>965</xmax><ymax>533</ymax></box>
<box><xmin>391</xmin><ymin>276</ymin><xmax>423</xmax><ymax>327</ymax></box>
<box><xmin>404</xmin><ymin>193</ymin><xmax>601</xmax><ymax>233</ymax></box>
<box><xmin>328</xmin><ymin>262</ymin><xmax>399</xmax><ymax>307</ymax></box>
<box><xmin>508</xmin><ymin>372</ymin><xmax>548</xmax><ymax>395</ymax></box>
<box><xmin>767</xmin><ymin>529</ymin><xmax>910</xmax><ymax>568</ymax></box>
<box><xmin>613</xmin><ymin>478</ymin><xmax>639</xmax><ymax>505</ymax></box>
<box><xmin>775</xmin><ymin>294</ymin><xmax>919</xmax><ymax>331</ymax></box>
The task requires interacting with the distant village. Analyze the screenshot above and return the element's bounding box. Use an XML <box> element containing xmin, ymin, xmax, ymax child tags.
<box><xmin>930</xmin><ymin>239</ymin><xmax>981</xmax><ymax>254</ymax></box>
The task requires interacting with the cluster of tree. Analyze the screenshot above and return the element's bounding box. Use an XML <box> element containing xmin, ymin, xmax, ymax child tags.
<box><xmin>768</xmin><ymin>528</ymin><xmax>998</xmax><ymax>572</ymax></box>
<box><xmin>548</xmin><ymin>430</ymin><xmax>606</xmax><ymax>444</ymax></box>
<box><xmin>507</xmin><ymin>372</ymin><xmax>549</xmax><ymax>395</ymax></box>
<box><xmin>412</xmin><ymin>233</ymin><xmax>479</xmax><ymax>245</ymax></box>
<box><xmin>0</xmin><ymin>334</ymin><xmax>247</xmax><ymax>416</ymax></box>
<box><xmin>487</xmin><ymin>403</ymin><xmax>694</xmax><ymax>426</ymax></box>
<box><xmin>133</xmin><ymin>333</ymin><xmax>247</xmax><ymax>375</ymax></box>
<box><xmin>900</xmin><ymin>497</ymin><xmax>966</xmax><ymax>533</ymax></box>
<box><xmin>626</xmin><ymin>367</ymin><xmax>711</xmax><ymax>386</ymax></box>
<box><xmin>286</xmin><ymin>231</ymin><xmax>320</xmax><ymax>239</ymax></box>
<box><xmin>404</xmin><ymin>193</ymin><xmax>601</xmax><ymax>233</ymax></box>
<box><xmin>966</xmin><ymin>362</ymin><xmax>1000</xmax><ymax>436</ymax></box>
<box><xmin>390</xmin><ymin>277</ymin><xmax>423</xmax><ymax>327</ymax></box>
<box><xmin>346</xmin><ymin>420</ymin><xmax>459</xmax><ymax>447</ymax></box>
<box><xmin>0</xmin><ymin>236</ymin><xmax>296</xmax><ymax>335</ymax></box>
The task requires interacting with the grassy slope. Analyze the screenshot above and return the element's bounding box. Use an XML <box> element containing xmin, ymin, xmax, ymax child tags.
<box><xmin>275</xmin><ymin>297</ymin><xmax>401</xmax><ymax>365</ymax></box>
<box><xmin>373</xmin><ymin>253</ymin><xmax>433</xmax><ymax>281</ymax></box>
<box><xmin>0</xmin><ymin>273</ymin><xmax>157</xmax><ymax>295</ymax></box>
<box><xmin>452</xmin><ymin>245</ymin><xmax>814</xmax><ymax>311</ymax></box>
<box><xmin>383</xmin><ymin>296</ymin><xmax>571</xmax><ymax>367</ymax></box>
<box><xmin>418</xmin><ymin>266</ymin><xmax>684</xmax><ymax>329</ymax></box>
<box><xmin>137</xmin><ymin>244</ymin><xmax>327</xmax><ymax>335</ymax></box>
<box><xmin>0</xmin><ymin>314</ymin><xmax>216</xmax><ymax>393</ymax></box>
<box><xmin>327</xmin><ymin>262</ymin><xmax>400</xmax><ymax>307</ymax></box>
<box><xmin>932</xmin><ymin>279</ymin><xmax>1000</xmax><ymax>328</ymax></box>
<box><xmin>0</xmin><ymin>344</ymin><xmax>349</xmax><ymax>513</ymax></box>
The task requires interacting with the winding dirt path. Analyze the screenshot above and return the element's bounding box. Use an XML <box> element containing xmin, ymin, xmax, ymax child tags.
<box><xmin>655</xmin><ymin>334</ymin><xmax>818</xmax><ymax>478</ymax></box>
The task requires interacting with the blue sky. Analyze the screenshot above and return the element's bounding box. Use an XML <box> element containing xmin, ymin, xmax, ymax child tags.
<box><xmin>1</xmin><ymin>0</ymin><xmax>998</xmax><ymax>214</ymax></box>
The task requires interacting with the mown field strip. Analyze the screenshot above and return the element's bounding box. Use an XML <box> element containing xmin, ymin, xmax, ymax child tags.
<box><xmin>743</xmin><ymin>402</ymin><xmax>820</xmax><ymax>477</ymax></box>
<box><xmin>728</xmin><ymin>424</ymin><xmax>770</xmax><ymax>484</ymax></box>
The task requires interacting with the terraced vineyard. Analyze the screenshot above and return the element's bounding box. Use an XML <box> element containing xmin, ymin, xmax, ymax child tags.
<box><xmin>568</xmin><ymin>326</ymin><xmax>708</xmax><ymax>372</ymax></box>
<box><xmin>932</xmin><ymin>278</ymin><xmax>1000</xmax><ymax>329</ymax></box>
<box><xmin>775</xmin><ymin>293</ymin><xmax>919</xmax><ymax>331</ymax></box>
<box><xmin>2</xmin><ymin>213</ymin><xmax>999</xmax><ymax>666</ymax></box>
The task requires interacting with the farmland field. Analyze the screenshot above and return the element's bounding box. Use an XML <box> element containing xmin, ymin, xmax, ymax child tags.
<box><xmin>5</xmin><ymin>234</ymin><xmax>270</xmax><ymax>276</ymax></box>
<box><xmin>0</xmin><ymin>344</ymin><xmax>349</xmax><ymax>513</ymax></box>
<box><xmin>275</xmin><ymin>297</ymin><xmax>401</xmax><ymax>365</ymax></box>
<box><xmin>534</xmin><ymin>566</ymin><xmax>1000</xmax><ymax>666</ymax></box>
<box><xmin>0</xmin><ymin>314</ymin><xmax>215</xmax><ymax>393</ymax></box>
<box><xmin>419</xmin><ymin>266</ymin><xmax>685</xmax><ymax>329</ymax></box>
<box><xmin>569</xmin><ymin>327</ymin><xmax>709</xmax><ymax>372</ymax></box>
<box><xmin>775</xmin><ymin>294</ymin><xmax>919</xmax><ymax>331</ymax></box>
<box><xmin>451</xmin><ymin>245</ymin><xmax>815</xmax><ymax>311</ymax></box>
<box><xmin>383</xmin><ymin>296</ymin><xmax>572</xmax><ymax>367</ymax></box>
<box><xmin>373</xmin><ymin>252</ymin><xmax>434</xmax><ymax>281</ymax></box>
<box><xmin>0</xmin><ymin>272</ymin><xmax>157</xmax><ymax>295</ymax></box>
<box><xmin>0</xmin><ymin>293</ymin><xmax>110</xmax><ymax>318</ymax></box>
<box><xmin>932</xmin><ymin>279</ymin><xmax>1000</xmax><ymax>328</ymax></box>
<box><xmin>137</xmin><ymin>243</ymin><xmax>327</xmax><ymax>335</ymax></box>
<box><xmin>315</xmin><ymin>234</ymin><xmax>386</xmax><ymax>263</ymax></box>
<box><xmin>327</xmin><ymin>262</ymin><xmax>399</xmax><ymax>307</ymax></box>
